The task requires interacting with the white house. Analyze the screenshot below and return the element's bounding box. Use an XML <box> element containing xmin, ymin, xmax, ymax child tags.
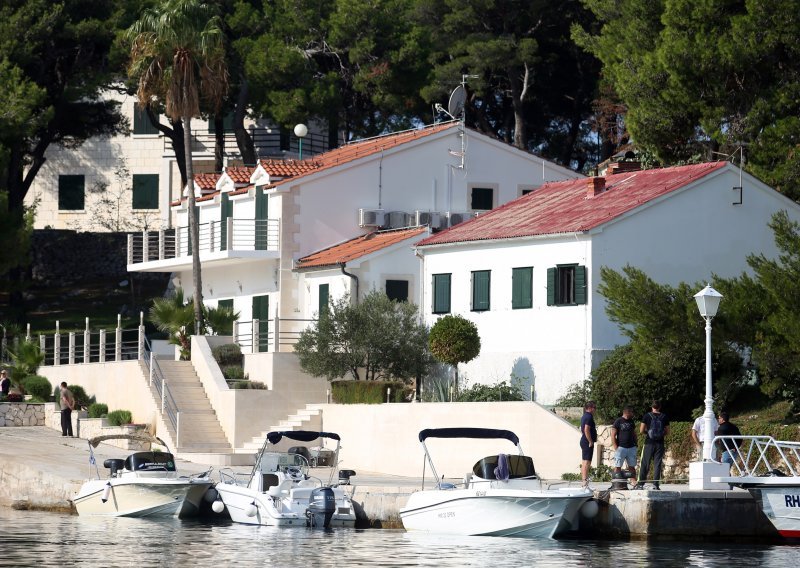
<box><xmin>414</xmin><ymin>161</ymin><xmax>800</xmax><ymax>404</ymax></box>
<box><xmin>25</xmin><ymin>89</ymin><xmax>330</xmax><ymax>232</ymax></box>
<box><xmin>126</xmin><ymin>121</ymin><xmax>582</xmax><ymax>349</ymax></box>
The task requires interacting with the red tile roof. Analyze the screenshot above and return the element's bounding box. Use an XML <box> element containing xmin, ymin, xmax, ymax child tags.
<box><xmin>194</xmin><ymin>173</ymin><xmax>221</xmax><ymax>191</ymax></box>
<box><xmin>296</xmin><ymin>227</ymin><xmax>428</xmax><ymax>269</ymax></box>
<box><xmin>258</xmin><ymin>159</ymin><xmax>321</xmax><ymax>179</ymax></box>
<box><xmin>417</xmin><ymin>162</ymin><xmax>728</xmax><ymax>246</ymax></box>
<box><xmin>225</xmin><ymin>166</ymin><xmax>255</xmax><ymax>184</ymax></box>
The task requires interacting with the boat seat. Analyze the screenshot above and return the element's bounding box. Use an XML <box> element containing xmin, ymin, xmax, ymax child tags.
<box><xmin>267</xmin><ymin>479</ymin><xmax>293</xmax><ymax>498</ymax></box>
<box><xmin>261</xmin><ymin>473</ymin><xmax>279</xmax><ymax>492</ymax></box>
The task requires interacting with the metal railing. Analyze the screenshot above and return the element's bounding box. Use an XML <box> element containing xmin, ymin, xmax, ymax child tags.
<box><xmin>163</xmin><ymin>128</ymin><xmax>330</xmax><ymax>159</ymax></box>
<box><xmin>36</xmin><ymin>316</ymin><xmax>146</xmax><ymax>367</ymax></box>
<box><xmin>713</xmin><ymin>435</ymin><xmax>800</xmax><ymax>477</ymax></box>
<box><xmin>233</xmin><ymin>317</ymin><xmax>315</xmax><ymax>353</ymax></box>
<box><xmin>143</xmin><ymin>338</ymin><xmax>180</xmax><ymax>443</ymax></box>
<box><xmin>128</xmin><ymin>218</ymin><xmax>280</xmax><ymax>265</ymax></box>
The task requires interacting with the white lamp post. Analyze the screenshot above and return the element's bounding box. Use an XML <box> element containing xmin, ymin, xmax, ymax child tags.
<box><xmin>694</xmin><ymin>284</ymin><xmax>723</xmax><ymax>461</ymax></box>
<box><xmin>294</xmin><ymin>123</ymin><xmax>308</xmax><ymax>159</ymax></box>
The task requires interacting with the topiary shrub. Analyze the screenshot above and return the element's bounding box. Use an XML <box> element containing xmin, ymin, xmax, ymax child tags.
<box><xmin>107</xmin><ymin>410</ymin><xmax>133</xmax><ymax>426</ymax></box>
<box><xmin>212</xmin><ymin>343</ymin><xmax>243</xmax><ymax>367</ymax></box>
<box><xmin>22</xmin><ymin>375</ymin><xmax>52</xmax><ymax>401</ymax></box>
<box><xmin>88</xmin><ymin>403</ymin><xmax>108</xmax><ymax>418</ymax></box>
<box><xmin>67</xmin><ymin>385</ymin><xmax>94</xmax><ymax>409</ymax></box>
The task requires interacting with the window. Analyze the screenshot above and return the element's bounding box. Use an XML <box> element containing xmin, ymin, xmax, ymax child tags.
<box><xmin>58</xmin><ymin>175</ymin><xmax>85</xmax><ymax>211</ymax></box>
<box><xmin>133</xmin><ymin>106</ymin><xmax>159</xmax><ymax>135</ymax></box>
<box><xmin>512</xmin><ymin>267</ymin><xmax>533</xmax><ymax>309</ymax></box>
<box><xmin>432</xmin><ymin>274</ymin><xmax>451</xmax><ymax>314</ymax></box>
<box><xmin>547</xmin><ymin>265</ymin><xmax>587</xmax><ymax>306</ymax></box>
<box><xmin>220</xmin><ymin>192</ymin><xmax>233</xmax><ymax>250</ymax></box>
<box><xmin>208</xmin><ymin>112</ymin><xmax>234</xmax><ymax>133</ymax></box>
<box><xmin>470</xmin><ymin>187</ymin><xmax>494</xmax><ymax>210</ymax></box>
<box><xmin>132</xmin><ymin>174</ymin><xmax>159</xmax><ymax>209</ymax></box>
<box><xmin>255</xmin><ymin>189</ymin><xmax>269</xmax><ymax>250</ymax></box>
<box><xmin>252</xmin><ymin>295</ymin><xmax>269</xmax><ymax>352</ymax></box>
<box><xmin>218</xmin><ymin>299</ymin><xmax>234</xmax><ymax>311</ymax></box>
<box><xmin>386</xmin><ymin>279</ymin><xmax>409</xmax><ymax>302</ymax></box>
<box><xmin>319</xmin><ymin>284</ymin><xmax>330</xmax><ymax>316</ymax></box>
<box><xmin>471</xmin><ymin>270</ymin><xmax>490</xmax><ymax>311</ymax></box>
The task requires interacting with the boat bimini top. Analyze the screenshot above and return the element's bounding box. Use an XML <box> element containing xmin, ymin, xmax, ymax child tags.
<box><xmin>418</xmin><ymin>428</ymin><xmax>520</xmax><ymax>445</ymax></box>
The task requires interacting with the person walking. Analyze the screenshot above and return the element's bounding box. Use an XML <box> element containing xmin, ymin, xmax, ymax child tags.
<box><xmin>612</xmin><ymin>405</ymin><xmax>638</xmax><ymax>482</ymax></box>
<box><xmin>580</xmin><ymin>401</ymin><xmax>597</xmax><ymax>488</ymax></box>
<box><xmin>717</xmin><ymin>411</ymin><xmax>742</xmax><ymax>468</ymax></box>
<box><xmin>59</xmin><ymin>382</ymin><xmax>75</xmax><ymax>437</ymax></box>
<box><xmin>634</xmin><ymin>400</ymin><xmax>669</xmax><ymax>490</ymax></box>
<box><xmin>691</xmin><ymin>413</ymin><xmax>719</xmax><ymax>460</ymax></box>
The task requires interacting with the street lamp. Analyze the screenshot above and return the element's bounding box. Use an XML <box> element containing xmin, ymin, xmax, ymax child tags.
<box><xmin>294</xmin><ymin>123</ymin><xmax>308</xmax><ymax>160</ymax></box>
<box><xmin>694</xmin><ymin>284</ymin><xmax>723</xmax><ymax>461</ymax></box>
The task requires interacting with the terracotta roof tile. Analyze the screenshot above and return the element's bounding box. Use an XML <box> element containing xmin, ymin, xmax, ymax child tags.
<box><xmin>194</xmin><ymin>172</ymin><xmax>221</xmax><ymax>191</ymax></box>
<box><xmin>225</xmin><ymin>166</ymin><xmax>255</xmax><ymax>184</ymax></box>
<box><xmin>258</xmin><ymin>159</ymin><xmax>321</xmax><ymax>179</ymax></box>
<box><xmin>297</xmin><ymin>227</ymin><xmax>427</xmax><ymax>269</ymax></box>
<box><xmin>417</xmin><ymin>162</ymin><xmax>728</xmax><ymax>246</ymax></box>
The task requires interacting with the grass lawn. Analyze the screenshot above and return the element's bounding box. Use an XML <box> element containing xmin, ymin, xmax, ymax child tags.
<box><xmin>18</xmin><ymin>274</ymin><xmax>169</xmax><ymax>335</ymax></box>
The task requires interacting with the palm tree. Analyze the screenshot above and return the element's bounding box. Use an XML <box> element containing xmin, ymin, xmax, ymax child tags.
<box><xmin>127</xmin><ymin>0</ymin><xmax>229</xmax><ymax>335</ymax></box>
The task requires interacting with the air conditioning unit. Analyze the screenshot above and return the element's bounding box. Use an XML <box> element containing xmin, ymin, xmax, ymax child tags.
<box><xmin>447</xmin><ymin>212</ymin><xmax>470</xmax><ymax>227</ymax></box>
<box><xmin>414</xmin><ymin>211</ymin><xmax>442</xmax><ymax>228</ymax></box>
<box><xmin>387</xmin><ymin>211</ymin><xmax>410</xmax><ymax>228</ymax></box>
<box><xmin>358</xmin><ymin>208</ymin><xmax>386</xmax><ymax>227</ymax></box>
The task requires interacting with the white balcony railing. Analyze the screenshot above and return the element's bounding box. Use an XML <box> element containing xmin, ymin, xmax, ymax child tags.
<box><xmin>127</xmin><ymin>218</ymin><xmax>279</xmax><ymax>265</ymax></box>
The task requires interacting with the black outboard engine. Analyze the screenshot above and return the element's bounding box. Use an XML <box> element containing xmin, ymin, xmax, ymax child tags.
<box><xmin>104</xmin><ymin>458</ymin><xmax>125</xmax><ymax>477</ymax></box>
<box><xmin>306</xmin><ymin>487</ymin><xmax>336</xmax><ymax>528</ymax></box>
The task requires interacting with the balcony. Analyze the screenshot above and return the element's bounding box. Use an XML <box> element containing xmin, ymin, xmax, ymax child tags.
<box><xmin>127</xmin><ymin>218</ymin><xmax>280</xmax><ymax>272</ymax></box>
<box><xmin>163</xmin><ymin>128</ymin><xmax>330</xmax><ymax>160</ymax></box>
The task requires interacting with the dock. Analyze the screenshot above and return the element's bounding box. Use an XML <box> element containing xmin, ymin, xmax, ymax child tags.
<box><xmin>0</xmin><ymin>427</ymin><xmax>781</xmax><ymax>539</ymax></box>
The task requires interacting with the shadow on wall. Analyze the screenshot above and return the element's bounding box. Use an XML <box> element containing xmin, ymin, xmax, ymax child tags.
<box><xmin>511</xmin><ymin>357</ymin><xmax>535</xmax><ymax>401</ymax></box>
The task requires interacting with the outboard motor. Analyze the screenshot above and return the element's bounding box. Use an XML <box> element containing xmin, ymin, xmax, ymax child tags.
<box><xmin>104</xmin><ymin>458</ymin><xmax>125</xmax><ymax>478</ymax></box>
<box><xmin>306</xmin><ymin>487</ymin><xmax>336</xmax><ymax>528</ymax></box>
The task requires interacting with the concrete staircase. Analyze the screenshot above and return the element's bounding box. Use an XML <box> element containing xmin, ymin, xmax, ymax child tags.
<box><xmin>151</xmin><ymin>360</ymin><xmax>232</xmax><ymax>454</ymax></box>
<box><xmin>237</xmin><ymin>404</ymin><xmax>324</xmax><ymax>453</ymax></box>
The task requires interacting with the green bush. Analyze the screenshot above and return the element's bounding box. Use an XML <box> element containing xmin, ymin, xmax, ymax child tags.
<box><xmin>456</xmin><ymin>381</ymin><xmax>525</xmax><ymax>402</ymax></box>
<box><xmin>22</xmin><ymin>375</ymin><xmax>52</xmax><ymax>401</ymax></box>
<box><xmin>67</xmin><ymin>385</ymin><xmax>93</xmax><ymax>409</ymax></box>
<box><xmin>107</xmin><ymin>410</ymin><xmax>133</xmax><ymax>426</ymax></box>
<box><xmin>88</xmin><ymin>403</ymin><xmax>108</xmax><ymax>418</ymax></box>
<box><xmin>332</xmin><ymin>380</ymin><xmax>408</xmax><ymax>404</ymax></box>
<box><xmin>212</xmin><ymin>343</ymin><xmax>243</xmax><ymax>366</ymax></box>
<box><xmin>231</xmin><ymin>380</ymin><xmax>267</xmax><ymax>390</ymax></box>
<box><xmin>222</xmin><ymin>365</ymin><xmax>246</xmax><ymax>383</ymax></box>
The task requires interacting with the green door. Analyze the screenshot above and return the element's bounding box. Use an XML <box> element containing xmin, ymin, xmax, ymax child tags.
<box><xmin>255</xmin><ymin>189</ymin><xmax>268</xmax><ymax>250</ymax></box>
<box><xmin>252</xmin><ymin>295</ymin><xmax>269</xmax><ymax>352</ymax></box>
<box><xmin>220</xmin><ymin>193</ymin><xmax>233</xmax><ymax>251</ymax></box>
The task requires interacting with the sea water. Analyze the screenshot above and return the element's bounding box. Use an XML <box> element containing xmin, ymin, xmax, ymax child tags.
<box><xmin>0</xmin><ymin>508</ymin><xmax>795</xmax><ymax>567</ymax></box>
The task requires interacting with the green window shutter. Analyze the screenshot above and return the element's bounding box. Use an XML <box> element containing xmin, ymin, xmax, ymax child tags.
<box><xmin>58</xmin><ymin>175</ymin><xmax>85</xmax><ymax>210</ymax></box>
<box><xmin>133</xmin><ymin>106</ymin><xmax>159</xmax><ymax>135</ymax></box>
<box><xmin>575</xmin><ymin>265</ymin><xmax>588</xmax><ymax>305</ymax></box>
<box><xmin>255</xmin><ymin>189</ymin><xmax>268</xmax><ymax>250</ymax></box>
<box><xmin>209</xmin><ymin>112</ymin><xmax>235</xmax><ymax>133</ymax></box>
<box><xmin>546</xmin><ymin>267</ymin><xmax>556</xmax><ymax>306</ymax></box>
<box><xmin>218</xmin><ymin>299</ymin><xmax>233</xmax><ymax>311</ymax></box>
<box><xmin>318</xmin><ymin>284</ymin><xmax>330</xmax><ymax>316</ymax></box>
<box><xmin>472</xmin><ymin>270</ymin><xmax>490</xmax><ymax>311</ymax></box>
<box><xmin>187</xmin><ymin>206</ymin><xmax>199</xmax><ymax>255</ymax></box>
<box><xmin>432</xmin><ymin>274</ymin><xmax>451</xmax><ymax>314</ymax></box>
<box><xmin>252</xmin><ymin>295</ymin><xmax>269</xmax><ymax>352</ymax></box>
<box><xmin>220</xmin><ymin>193</ymin><xmax>233</xmax><ymax>250</ymax></box>
<box><xmin>512</xmin><ymin>267</ymin><xmax>532</xmax><ymax>309</ymax></box>
<box><xmin>386</xmin><ymin>279</ymin><xmax>409</xmax><ymax>302</ymax></box>
<box><xmin>132</xmin><ymin>174</ymin><xmax>159</xmax><ymax>209</ymax></box>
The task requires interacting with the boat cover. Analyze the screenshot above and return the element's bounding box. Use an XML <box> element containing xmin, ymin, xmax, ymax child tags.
<box><xmin>266</xmin><ymin>431</ymin><xmax>341</xmax><ymax>444</ymax></box>
<box><xmin>88</xmin><ymin>433</ymin><xmax>167</xmax><ymax>449</ymax></box>
<box><xmin>418</xmin><ymin>427</ymin><xmax>520</xmax><ymax>445</ymax></box>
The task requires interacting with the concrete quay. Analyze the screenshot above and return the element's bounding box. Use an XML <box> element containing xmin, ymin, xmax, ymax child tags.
<box><xmin>0</xmin><ymin>427</ymin><xmax>781</xmax><ymax>539</ymax></box>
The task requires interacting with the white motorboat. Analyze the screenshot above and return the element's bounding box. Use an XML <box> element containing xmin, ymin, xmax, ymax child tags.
<box><xmin>710</xmin><ymin>435</ymin><xmax>800</xmax><ymax>539</ymax></box>
<box><xmin>73</xmin><ymin>433</ymin><xmax>213</xmax><ymax>518</ymax></box>
<box><xmin>399</xmin><ymin>427</ymin><xmax>593</xmax><ymax>539</ymax></box>
<box><xmin>213</xmin><ymin>430</ymin><xmax>357</xmax><ymax>528</ymax></box>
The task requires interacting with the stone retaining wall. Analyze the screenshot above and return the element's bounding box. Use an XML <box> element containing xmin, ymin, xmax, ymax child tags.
<box><xmin>0</xmin><ymin>403</ymin><xmax>47</xmax><ymax>427</ymax></box>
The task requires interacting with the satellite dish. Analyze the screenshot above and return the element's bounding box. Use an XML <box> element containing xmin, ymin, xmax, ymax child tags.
<box><xmin>448</xmin><ymin>85</ymin><xmax>467</xmax><ymax>119</ymax></box>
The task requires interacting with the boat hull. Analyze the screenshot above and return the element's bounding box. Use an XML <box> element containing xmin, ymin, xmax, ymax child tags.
<box><xmin>749</xmin><ymin>487</ymin><xmax>800</xmax><ymax>539</ymax></box>
<box><xmin>399</xmin><ymin>487</ymin><xmax>591</xmax><ymax>539</ymax></box>
<box><xmin>73</xmin><ymin>478</ymin><xmax>212</xmax><ymax>518</ymax></box>
<box><xmin>215</xmin><ymin>482</ymin><xmax>356</xmax><ymax>527</ymax></box>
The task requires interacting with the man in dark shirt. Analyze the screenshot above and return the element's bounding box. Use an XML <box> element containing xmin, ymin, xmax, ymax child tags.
<box><xmin>717</xmin><ymin>411</ymin><xmax>742</xmax><ymax>468</ymax></box>
<box><xmin>0</xmin><ymin>370</ymin><xmax>10</xmax><ymax>396</ymax></box>
<box><xmin>612</xmin><ymin>405</ymin><xmax>638</xmax><ymax>481</ymax></box>
<box><xmin>580</xmin><ymin>401</ymin><xmax>597</xmax><ymax>487</ymax></box>
<box><xmin>634</xmin><ymin>400</ymin><xmax>670</xmax><ymax>490</ymax></box>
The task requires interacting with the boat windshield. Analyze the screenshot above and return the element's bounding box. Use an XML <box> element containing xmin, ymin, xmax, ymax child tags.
<box><xmin>124</xmin><ymin>452</ymin><xmax>177</xmax><ymax>472</ymax></box>
<box><xmin>472</xmin><ymin>455</ymin><xmax>536</xmax><ymax>480</ymax></box>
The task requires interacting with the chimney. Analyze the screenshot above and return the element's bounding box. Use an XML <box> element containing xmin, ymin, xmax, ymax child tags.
<box><xmin>608</xmin><ymin>161</ymin><xmax>641</xmax><ymax>174</ymax></box>
<box><xmin>587</xmin><ymin>176</ymin><xmax>605</xmax><ymax>198</ymax></box>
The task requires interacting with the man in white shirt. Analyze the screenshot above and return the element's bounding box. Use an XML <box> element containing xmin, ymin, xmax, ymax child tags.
<box><xmin>691</xmin><ymin>415</ymin><xmax>719</xmax><ymax>460</ymax></box>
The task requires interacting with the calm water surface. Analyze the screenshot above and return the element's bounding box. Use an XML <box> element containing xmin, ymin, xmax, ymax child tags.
<box><xmin>0</xmin><ymin>508</ymin><xmax>795</xmax><ymax>567</ymax></box>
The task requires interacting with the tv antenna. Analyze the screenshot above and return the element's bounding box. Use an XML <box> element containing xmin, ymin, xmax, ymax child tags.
<box><xmin>711</xmin><ymin>144</ymin><xmax>747</xmax><ymax>205</ymax></box>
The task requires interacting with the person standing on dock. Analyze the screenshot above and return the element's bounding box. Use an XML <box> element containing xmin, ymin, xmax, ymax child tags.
<box><xmin>633</xmin><ymin>400</ymin><xmax>669</xmax><ymax>490</ymax></box>
<box><xmin>612</xmin><ymin>406</ymin><xmax>638</xmax><ymax>482</ymax></box>
<box><xmin>717</xmin><ymin>412</ymin><xmax>742</xmax><ymax>469</ymax></box>
<box><xmin>59</xmin><ymin>382</ymin><xmax>75</xmax><ymax>437</ymax></box>
<box><xmin>691</xmin><ymin>414</ymin><xmax>718</xmax><ymax>460</ymax></box>
<box><xmin>580</xmin><ymin>401</ymin><xmax>598</xmax><ymax>487</ymax></box>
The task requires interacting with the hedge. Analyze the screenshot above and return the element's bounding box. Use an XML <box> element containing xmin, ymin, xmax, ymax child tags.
<box><xmin>331</xmin><ymin>380</ymin><xmax>408</xmax><ymax>404</ymax></box>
